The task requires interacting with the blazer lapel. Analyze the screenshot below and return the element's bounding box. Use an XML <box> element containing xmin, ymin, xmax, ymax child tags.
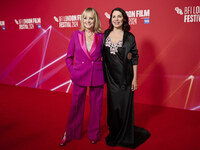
<box><xmin>78</xmin><ymin>31</ymin><xmax>93</xmax><ymax>61</ymax></box>
<box><xmin>89</xmin><ymin>33</ymin><xmax>100</xmax><ymax>55</ymax></box>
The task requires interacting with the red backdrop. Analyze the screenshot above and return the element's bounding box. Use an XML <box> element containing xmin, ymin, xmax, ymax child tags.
<box><xmin>0</xmin><ymin>0</ymin><xmax>200</xmax><ymax>111</ymax></box>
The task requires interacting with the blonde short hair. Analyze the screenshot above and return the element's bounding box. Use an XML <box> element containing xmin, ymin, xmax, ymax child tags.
<box><xmin>80</xmin><ymin>8</ymin><xmax>101</xmax><ymax>33</ymax></box>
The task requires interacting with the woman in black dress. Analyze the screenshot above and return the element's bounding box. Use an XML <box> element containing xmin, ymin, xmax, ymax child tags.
<box><xmin>102</xmin><ymin>8</ymin><xmax>150</xmax><ymax>148</ymax></box>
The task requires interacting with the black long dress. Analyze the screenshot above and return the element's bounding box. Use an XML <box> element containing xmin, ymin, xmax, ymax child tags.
<box><xmin>102</xmin><ymin>29</ymin><xmax>150</xmax><ymax>148</ymax></box>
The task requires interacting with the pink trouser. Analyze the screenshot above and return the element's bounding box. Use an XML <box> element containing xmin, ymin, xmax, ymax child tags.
<box><xmin>65</xmin><ymin>83</ymin><xmax>104</xmax><ymax>141</ymax></box>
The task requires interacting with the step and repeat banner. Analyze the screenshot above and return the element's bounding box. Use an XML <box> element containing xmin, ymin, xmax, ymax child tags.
<box><xmin>0</xmin><ymin>0</ymin><xmax>200</xmax><ymax>111</ymax></box>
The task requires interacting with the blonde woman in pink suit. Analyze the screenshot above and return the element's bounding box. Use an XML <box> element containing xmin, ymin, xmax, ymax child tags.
<box><xmin>60</xmin><ymin>8</ymin><xmax>104</xmax><ymax>146</ymax></box>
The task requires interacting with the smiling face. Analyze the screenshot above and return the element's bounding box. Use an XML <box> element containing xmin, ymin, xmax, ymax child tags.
<box><xmin>111</xmin><ymin>10</ymin><xmax>124</xmax><ymax>29</ymax></box>
<box><xmin>83</xmin><ymin>12</ymin><xmax>95</xmax><ymax>30</ymax></box>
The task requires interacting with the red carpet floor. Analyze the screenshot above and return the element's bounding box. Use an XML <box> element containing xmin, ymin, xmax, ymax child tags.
<box><xmin>0</xmin><ymin>83</ymin><xmax>200</xmax><ymax>150</ymax></box>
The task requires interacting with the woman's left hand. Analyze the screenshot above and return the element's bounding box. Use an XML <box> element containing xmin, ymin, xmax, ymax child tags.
<box><xmin>131</xmin><ymin>78</ymin><xmax>137</xmax><ymax>91</ymax></box>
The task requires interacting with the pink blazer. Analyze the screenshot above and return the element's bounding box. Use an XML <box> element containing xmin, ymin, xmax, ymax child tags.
<box><xmin>65</xmin><ymin>30</ymin><xmax>105</xmax><ymax>86</ymax></box>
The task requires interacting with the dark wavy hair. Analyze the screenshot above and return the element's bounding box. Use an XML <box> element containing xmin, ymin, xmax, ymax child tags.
<box><xmin>109</xmin><ymin>8</ymin><xmax>130</xmax><ymax>32</ymax></box>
